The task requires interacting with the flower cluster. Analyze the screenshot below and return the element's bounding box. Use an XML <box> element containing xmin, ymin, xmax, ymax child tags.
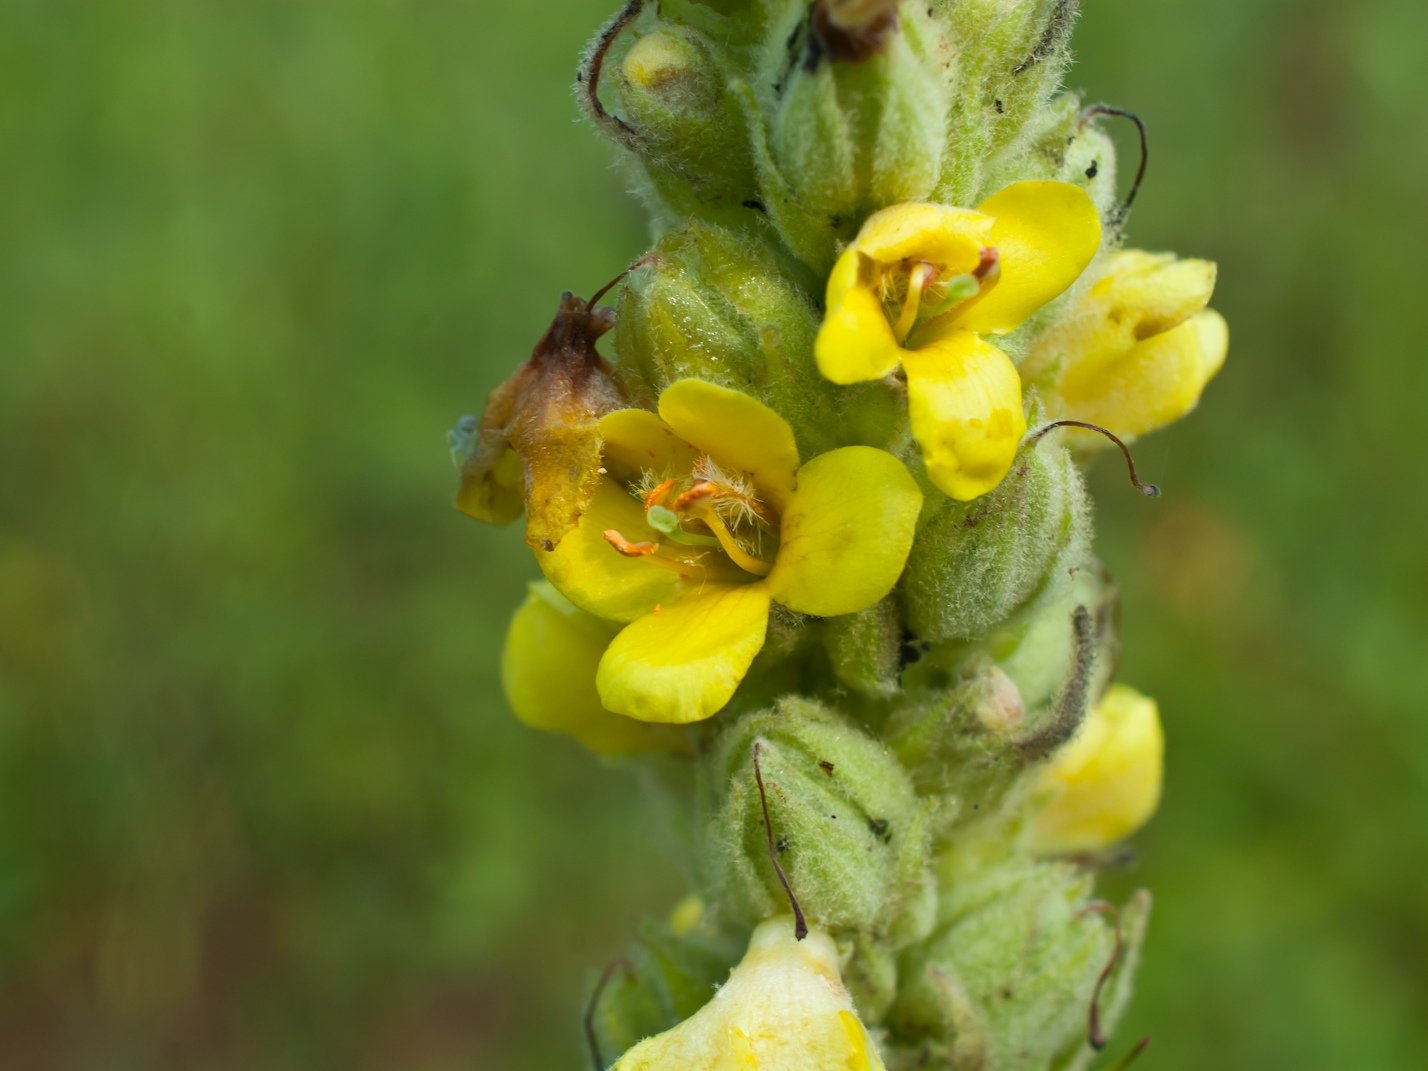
<box><xmin>453</xmin><ymin>2</ymin><xmax>1227</xmax><ymax>1067</ymax></box>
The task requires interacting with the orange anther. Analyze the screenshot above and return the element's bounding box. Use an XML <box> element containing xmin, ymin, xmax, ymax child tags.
<box><xmin>603</xmin><ymin>529</ymin><xmax>659</xmax><ymax>557</ymax></box>
<box><xmin>973</xmin><ymin>246</ymin><xmax>1000</xmax><ymax>280</ymax></box>
<box><xmin>643</xmin><ymin>478</ymin><xmax>676</xmax><ymax>510</ymax></box>
<box><xmin>672</xmin><ymin>480</ymin><xmax>717</xmax><ymax>513</ymax></box>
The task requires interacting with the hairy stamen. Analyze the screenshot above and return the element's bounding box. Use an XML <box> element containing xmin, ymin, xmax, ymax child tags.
<box><xmin>892</xmin><ymin>261</ymin><xmax>938</xmax><ymax>342</ymax></box>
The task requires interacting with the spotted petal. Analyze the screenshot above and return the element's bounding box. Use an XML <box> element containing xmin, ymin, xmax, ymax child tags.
<box><xmin>903</xmin><ymin>329</ymin><xmax>1027</xmax><ymax>501</ymax></box>
<box><xmin>1060</xmin><ymin>308</ymin><xmax>1229</xmax><ymax>442</ymax></box>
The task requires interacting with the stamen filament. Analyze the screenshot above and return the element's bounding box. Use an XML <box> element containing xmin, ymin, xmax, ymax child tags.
<box><xmin>603</xmin><ymin>528</ymin><xmax>707</xmax><ymax>579</ymax></box>
<box><xmin>892</xmin><ymin>261</ymin><xmax>938</xmax><ymax>343</ymax></box>
<box><xmin>693</xmin><ymin>506</ymin><xmax>773</xmax><ymax>577</ymax></box>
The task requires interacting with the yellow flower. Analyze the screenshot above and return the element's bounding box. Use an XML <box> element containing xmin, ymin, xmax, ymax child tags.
<box><xmin>535</xmin><ymin>377</ymin><xmax>922</xmax><ymax>725</ymax></box>
<box><xmin>501</xmin><ymin>582</ymin><xmax>689</xmax><ymax>756</ymax></box>
<box><xmin>1022</xmin><ymin>249</ymin><xmax>1228</xmax><ymax>443</ymax></box>
<box><xmin>612</xmin><ymin>917</ymin><xmax>887</xmax><ymax>1071</ymax></box>
<box><xmin>814</xmin><ymin>181</ymin><xmax>1102</xmax><ymax>501</ymax></box>
<box><xmin>1026</xmin><ymin>683</ymin><xmax>1165</xmax><ymax>855</ymax></box>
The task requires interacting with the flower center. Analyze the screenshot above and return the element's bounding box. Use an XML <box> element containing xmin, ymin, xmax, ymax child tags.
<box><xmin>881</xmin><ymin>246</ymin><xmax>1001</xmax><ymax>345</ymax></box>
<box><xmin>602</xmin><ymin>456</ymin><xmax>778</xmax><ymax>579</ymax></box>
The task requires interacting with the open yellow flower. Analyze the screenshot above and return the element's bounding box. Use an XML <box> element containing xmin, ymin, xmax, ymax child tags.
<box><xmin>612</xmin><ymin>917</ymin><xmax>887</xmax><ymax>1071</ymax></box>
<box><xmin>1022</xmin><ymin>249</ymin><xmax>1228</xmax><ymax>444</ymax></box>
<box><xmin>1026</xmin><ymin>683</ymin><xmax>1165</xmax><ymax>855</ymax></box>
<box><xmin>814</xmin><ymin>181</ymin><xmax>1102</xmax><ymax>501</ymax></box>
<box><xmin>535</xmin><ymin>377</ymin><xmax>922</xmax><ymax>724</ymax></box>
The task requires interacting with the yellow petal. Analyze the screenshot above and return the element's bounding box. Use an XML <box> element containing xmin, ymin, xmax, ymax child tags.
<box><xmin>954</xmin><ymin>181</ymin><xmax>1102</xmax><ymax>335</ymax></box>
<box><xmin>535</xmin><ymin>478</ymin><xmax>679</xmax><ymax>622</ymax></box>
<box><xmin>814</xmin><ymin>249</ymin><xmax>906</xmax><ymax>384</ymax></box>
<box><xmin>657</xmin><ymin>379</ymin><xmax>800</xmax><ymax>513</ymax></box>
<box><xmin>501</xmin><ymin>583</ymin><xmax>685</xmax><ymax>756</ymax></box>
<box><xmin>769</xmin><ymin>447</ymin><xmax>922</xmax><ymax>617</ymax></box>
<box><xmin>1027</xmin><ymin>683</ymin><xmax>1165</xmax><ymax>854</ymax></box>
<box><xmin>597</xmin><ymin>407</ymin><xmax>701</xmax><ymax>484</ymax></box>
<box><xmin>1059</xmin><ymin>308</ymin><xmax>1229</xmax><ymax>441</ymax></box>
<box><xmin>1024</xmin><ymin>248</ymin><xmax>1219</xmax><ymax>389</ymax></box>
<box><xmin>851</xmin><ymin>201</ymin><xmax>991</xmax><ymax>269</ymax></box>
<box><xmin>902</xmin><ymin>330</ymin><xmax>1027</xmax><ymax>501</ymax></box>
<box><xmin>597</xmin><ymin>582</ymin><xmax>772</xmax><ymax>724</ymax></box>
<box><xmin>613</xmin><ymin>919</ymin><xmax>887</xmax><ymax>1071</ymax></box>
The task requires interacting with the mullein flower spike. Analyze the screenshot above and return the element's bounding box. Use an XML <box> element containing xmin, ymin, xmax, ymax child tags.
<box><xmin>456</xmin><ymin>0</ymin><xmax>1228</xmax><ymax>1065</ymax></box>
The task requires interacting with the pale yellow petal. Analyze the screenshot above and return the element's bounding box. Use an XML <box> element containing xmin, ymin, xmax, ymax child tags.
<box><xmin>852</xmin><ymin>201</ymin><xmax>991</xmax><ymax>270</ymax></box>
<box><xmin>1025</xmin><ymin>249</ymin><xmax>1219</xmax><ymax>388</ymax></box>
<box><xmin>501</xmin><ymin>583</ymin><xmax>685</xmax><ymax>756</ymax></box>
<box><xmin>597</xmin><ymin>407</ymin><xmax>701</xmax><ymax>484</ymax></box>
<box><xmin>657</xmin><ymin>378</ymin><xmax>800</xmax><ymax>513</ymax></box>
<box><xmin>1028</xmin><ymin>683</ymin><xmax>1165</xmax><ymax>854</ymax></box>
<box><xmin>769</xmin><ymin>447</ymin><xmax>922</xmax><ymax>617</ymax></box>
<box><xmin>596</xmin><ymin>582</ymin><xmax>772</xmax><ymax>724</ymax></box>
<box><xmin>815</xmin><ymin>249</ymin><xmax>905</xmax><ymax>384</ymax></box>
<box><xmin>535</xmin><ymin>478</ymin><xmax>679</xmax><ymax>622</ymax></box>
<box><xmin>955</xmin><ymin>181</ymin><xmax>1102</xmax><ymax>334</ymax></box>
<box><xmin>902</xmin><ymin>330</ymin><xmax>1027</xmax><ymax>501</ymax></box>
<box><xmin>613</xmin><ymin>919</ymin><xmax>887</xmax><ymax>1071</ymax></box>
<box><xmin>1059</xmin><ymin>308</ymin><xmax>1229</xmax><ymax>441</ymax></box>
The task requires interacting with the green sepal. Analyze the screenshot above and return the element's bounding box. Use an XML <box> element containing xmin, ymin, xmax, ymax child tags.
<box><xmin>901</xmin><ymin>441</ymin><xmax>1091</xmax><ymax>644</ymax></box>
<box><xmin>887</xmin><ymin>855</ymin><xmax>1150</xmax><ymax>1071</ymax></box>
<box><xmin>695</xmin><ymin>698</ymin><xmax>936</xmax><ymax>946</ymax></box>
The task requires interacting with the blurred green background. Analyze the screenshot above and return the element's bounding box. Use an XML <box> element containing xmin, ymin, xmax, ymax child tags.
<box><xmin>2</xmin><ymin>0</ymin><xmax>1425</xmax><ymax>1068</ymax></box>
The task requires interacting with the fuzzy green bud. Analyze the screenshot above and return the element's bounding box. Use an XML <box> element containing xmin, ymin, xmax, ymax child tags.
<box><xmin>696</xmin><ymin>698</ymin><xmax>935</xmax><ymax>946</ymax></box>
<box><xmin>889</xmin><ymin>587</ymin><xmax>1111</xmax><ymax>820</ymax></box>
<box><xmin>929</xmin><ymin>0</ymin><xmax>1080</xmax><ymax>203</ymax></box>
<box><xmin>822</xmin><ymin>596</ymin><xmax>903</xmax><ymax>700</ymax></box>
<box><xmin>889</xmin><ymin>857</ymin><xmax>1150</xmax><ymax>1070</ymax></box>
<box><xmin>902</xmin><ymin>442</ymin><xmax>1091</xmax><ymax>644</ymax></box>
<box><xmin>611</xmin><ymin>25</ymin><xmax>758</xmax><ymax>225</ymax></box>
<box><xmin>756</xmin><ymin>3</ymin><xmax>951</xmax><ymax>269</ymax></box>
<box><xmin>614</xmin><ymin>222</ymin><xmax>855</xmax><ymax>457</ymax></box>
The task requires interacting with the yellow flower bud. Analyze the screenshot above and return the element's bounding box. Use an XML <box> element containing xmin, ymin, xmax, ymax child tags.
<box><xmin>612</xmin><ymin>917</ymin><xmax>887</xmax><ymax>1071</ymax></box>
<box><xmin>1025</xmin><ymin>249</ymin><xmax>1229</xmax><ymax>443</ymax></box>
<box><xmin>1027</xmin><ymin>683</ymin><xmax>1165</xmax><ymax>854</ymax></box>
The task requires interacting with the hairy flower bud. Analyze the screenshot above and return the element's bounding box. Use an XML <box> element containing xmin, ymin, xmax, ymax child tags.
<box><xmin>889</xmin><ymin>857</ymin><xmax>1150</xmax><ymax>1070</ymax></box>
<box><xmin>697</xmin><ymin>699</ymin><xmax>935</xmax><ymax>945</ymax></box>
<box><xmin>614</xmin><ymin>223</ymin><xmax>852</xmax><ymax>457</ymax></box>
<box><xmin>901</xmin><ymin>441</ymin><xmax>1090</xmax><ymax>644</ymax></box>
<box><xmin>757</xmin><ymin>4</ymin><xmax>951</xmax><ymax>269</ymax></box>
<box><xmin>611</xmin><ymin>25</ymin><xmax>759</xmax><ymax>224</ymax></box>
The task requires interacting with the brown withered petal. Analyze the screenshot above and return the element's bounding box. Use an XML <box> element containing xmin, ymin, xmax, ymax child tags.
<box><xmin>456</xmin><ymin>292</ymin><xmax>626</xmax><ymax>551</ymax></box>
<box><xmin>809</xmin><ymin>0</ymin><xmax>900</xmax><ymax>65</ymax></box>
